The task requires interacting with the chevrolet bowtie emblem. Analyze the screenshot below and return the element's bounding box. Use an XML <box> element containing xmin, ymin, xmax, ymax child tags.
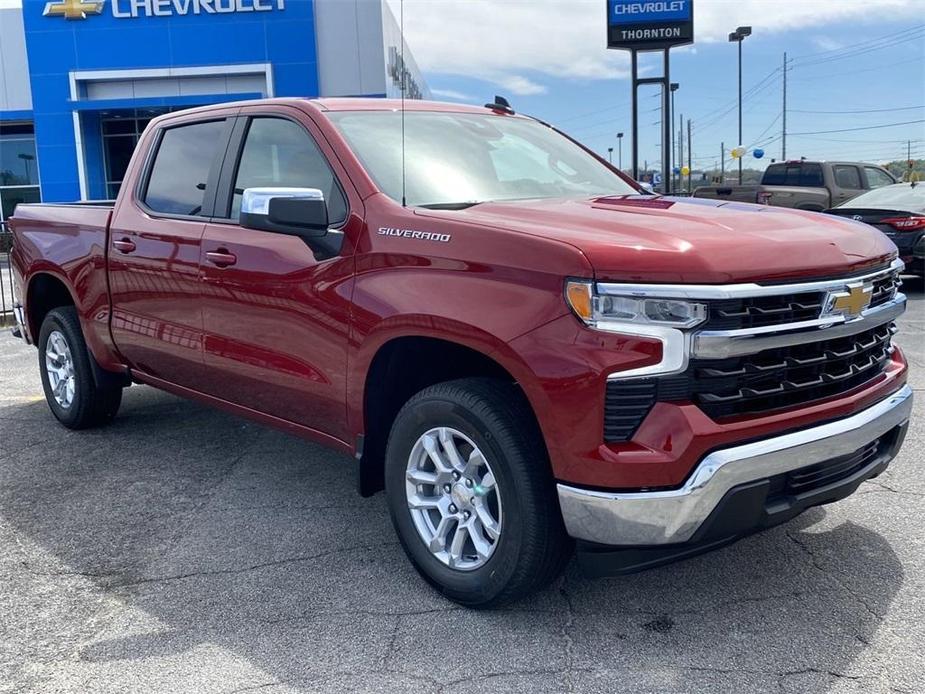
<box><xmin>825</xmin><ymin>282</ymin><xmax>873</xmax><ymax>320</ymax></box>
<box><xmin>43</xmin><ymin>0</ymin><xmax>104</xmax><ymax>19</ymax></box>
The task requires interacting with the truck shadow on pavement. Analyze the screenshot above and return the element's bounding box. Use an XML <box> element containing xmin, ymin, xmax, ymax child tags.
<box><xmin>0</xmin><ymin>385</ymin><xmax>906</xmax><ymax>693</ymax></box>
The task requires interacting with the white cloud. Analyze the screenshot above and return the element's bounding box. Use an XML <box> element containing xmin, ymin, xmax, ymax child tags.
<box><xmin>389</xmin><ymin>0</ymin><xmax>922</xmax><ymax>84</ymax></box>
<box><xmin>495</xmin><ymin>75</ymin><xmax>548</xmax><ymax>95</ymax></box>
<box><xmin>430</xmin><ymin>88</ymin><xmax>476</xmax><ymax>101</ymax></box>
<box><xmin>812</xmin><ymin>36</ymin><xmax>846</xmax><ymax>51</ymax></box>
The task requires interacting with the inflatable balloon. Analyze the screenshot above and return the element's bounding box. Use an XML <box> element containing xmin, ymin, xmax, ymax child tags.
<box><xmin>753</xmin><ymin>148</ymin><xmax>764</xmax><ymax>159</ymax></box>
<box><xmin>681</xmin><ymin>166</ymin><xmax>690</xmax><ymax>176</ymax></box>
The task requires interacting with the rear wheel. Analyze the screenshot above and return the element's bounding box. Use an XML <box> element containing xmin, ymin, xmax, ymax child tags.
<box><xmin>38</xmin><ymin>307</ymin><xmax>123</xmax><ymax>429</ymax></box>
<box><xmin>385</xmin><ymin>378</ymin><xmax>571</xmax><ymax>607</ymax></box>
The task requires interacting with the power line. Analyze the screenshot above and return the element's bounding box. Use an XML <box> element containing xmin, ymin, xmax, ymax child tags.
<box><xmin>789</xmin><ymin>24</ymin><xmax>925</xmax><ymax>63</ymax></box>
<box><xmin>790</xmin><ymin>105</ymin><xmax>924</xmax><ymax>114</ymax></box>
<box><xmin>788</xmin><ymin>119</ymin><xmax>925</xmax><ymax>136</ymax></box>
<box><xmin>788</xmin><ymin>56</ymin><xmax>924</xmax><ymax>83</ymax></box>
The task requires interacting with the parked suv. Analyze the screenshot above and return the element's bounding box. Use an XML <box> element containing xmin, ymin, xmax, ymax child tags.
<box><xmin>9</xmin><ymin>99</ymin><xmax>912</xmax><ymax>606</ymax></box>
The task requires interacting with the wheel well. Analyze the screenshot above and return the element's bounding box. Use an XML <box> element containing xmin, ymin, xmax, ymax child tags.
<box><xmin>27</xmin><ymin>274</ymin><xmax>74</xmax><ymax>338</ymax></box>
<box><xmin>359</xmin><ymin>336</ymin><xmax>526</xmax><ymax>496</ymax></box>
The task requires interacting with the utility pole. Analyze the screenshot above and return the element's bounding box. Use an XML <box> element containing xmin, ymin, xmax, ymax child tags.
<box><xmin>782</xmin><ymin>51</ymin><xmax>788</xmax><ymax>160</ymax></box>
<box><xmin>721</xmin><ymin>141</ymin><xmax>725</xmax><ymax>183</ymax></box>
<box><xmin>669</xmin><ymin>83</ymin><xmax>679</xmax><ymax>194</ymax></box>
<box><xmin>687</xmin><ymin>118</ymin><xmax>692</xmax><ymax>193</ymax></box>
<box><xmin>678</xmin><ymin>112</ymin><xmax>684</xmax><ymax>192</ymax></box>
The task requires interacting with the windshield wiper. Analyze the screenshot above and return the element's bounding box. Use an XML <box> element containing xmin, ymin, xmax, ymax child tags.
<box><xmin>417</xmin><ymin>201</ymin><xmax>484</xmax><ymax>210</ymax></box>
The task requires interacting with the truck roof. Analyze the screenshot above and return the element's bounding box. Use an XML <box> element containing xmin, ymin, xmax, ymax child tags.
<box><xmin>151</xmin><ymin>97</ymin><xmax>530</xmax><ymax>121</ymax></box>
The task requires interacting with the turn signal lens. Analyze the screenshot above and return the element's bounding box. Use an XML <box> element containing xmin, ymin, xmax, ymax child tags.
<box><xmin>565</xmin><ymin>281</ymin><xmax>593</xmax><ymax>321</ymax></box>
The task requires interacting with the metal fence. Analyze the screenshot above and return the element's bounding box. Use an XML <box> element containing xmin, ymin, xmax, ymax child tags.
<box><xmin>1</xmin><ymin>222</ymin><xmax>15</xmax><ymax>327</ymax></box>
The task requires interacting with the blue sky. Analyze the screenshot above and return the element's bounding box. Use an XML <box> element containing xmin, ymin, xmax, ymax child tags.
<box><xmin>390</xmin><ymin>0</ymin><xmax>925</xmax><ymax>173</ymax></box>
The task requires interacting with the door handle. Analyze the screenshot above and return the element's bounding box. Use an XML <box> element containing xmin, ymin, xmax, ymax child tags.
<box><xmin>206</xmin><ymin>249</ymin><xmax>237</xmax><ymax>268</ymax></box>
<box><xmin>112</xmin><ymin>238</ymin><xmax>136</xmax><ymax>254</ymax></box>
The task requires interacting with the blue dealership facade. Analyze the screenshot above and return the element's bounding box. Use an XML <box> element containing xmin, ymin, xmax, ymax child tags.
<box><xmin>0</xmin><ymin>0</ymin><xmax>428</xmax><ymax>220</ymax></box>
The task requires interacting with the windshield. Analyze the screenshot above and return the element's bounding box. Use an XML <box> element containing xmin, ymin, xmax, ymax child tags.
<box><xmin>327</xmin><ymin>111</ymin><xmax>639</xmax><ymax>207</ymax></box>
<box><xmin>837</xmin><ymin>182</ymin><xmax>925</xmax><ymax>212</ymax></box>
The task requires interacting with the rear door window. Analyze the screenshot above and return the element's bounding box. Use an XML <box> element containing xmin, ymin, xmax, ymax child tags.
<box><xmin>799</xmin><ymin>164</ymin><xmax>824</xmax><ymax>187</ymax></box>
<box><xmin>833</xmin><ymin>165</ymin><xmax>862</xmax><ymax>190</ymax></box>
<box><xmin>144</xmin><ymin>120</ymin><xmax>227</xmax><ymax>216</ymax></box>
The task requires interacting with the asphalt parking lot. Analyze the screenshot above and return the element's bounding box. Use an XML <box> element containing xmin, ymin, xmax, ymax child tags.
<box><xmin>0</xmin><ymin>276</ymin><xmax>922</xmax><ymax>694</ymax></box>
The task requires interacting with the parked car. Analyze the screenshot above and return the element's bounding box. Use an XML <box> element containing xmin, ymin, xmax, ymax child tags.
<box><xmin>825</xmin><ymin>182</ymin><xmax>925</xmax><ymax>277</ymax></box>
<box><xmin>693</xmin><ymin>160</ymin><xmax>896</xmax><ymax>211</ymax></box>
<box><xmin>8</xmin><ymin>99</ymin><xmax>912</xmax><ymax>606</ymax></box>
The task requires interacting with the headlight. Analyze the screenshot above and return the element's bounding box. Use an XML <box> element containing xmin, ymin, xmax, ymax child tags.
<box><xmin>565</xmin><ymin>280</ymin><xmax>707</xmax><ymax>329</ymax></box>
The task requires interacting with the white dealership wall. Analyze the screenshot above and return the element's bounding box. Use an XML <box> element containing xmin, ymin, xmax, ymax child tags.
<box><xmin>0</xmin><ymin>7</ymin><xmax>31</xmax><ymax>113</ymax></box>
<box><xmin>313</xmin><ymin>0</ymin><xmax>430</xmax><ymax>99</ymax></box>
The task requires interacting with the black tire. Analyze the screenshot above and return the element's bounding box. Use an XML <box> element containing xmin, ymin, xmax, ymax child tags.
<box><xmin>384</xmin><ymin>378</ymin><xmax>572</xmax><ymax>607</ymax></box>
<box><xmin>38</xmin><ymin>307</ymin><xmax>123</xmax><ymax>429</ymax></box>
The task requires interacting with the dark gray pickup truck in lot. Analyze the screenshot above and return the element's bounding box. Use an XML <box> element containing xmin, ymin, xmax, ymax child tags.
<box><xmin>693</xmin><ymin>160</ymin><xmax>897</xmax><ymax>211</ymax></box>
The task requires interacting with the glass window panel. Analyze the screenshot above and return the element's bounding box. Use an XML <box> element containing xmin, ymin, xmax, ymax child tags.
<box><xmin>230</xmin><ymin>118</ymin><xmax>347</xmax><ymax>223</ymax></box>
<box><xmin>104</xmin><ymin>135</ymin><xmax>138</xmax><ymax>187</ymax></box>
<box><xmin>0</xmin><ymin>135</ymin><xmax>39</xmax><ymax>186</ymax></box>
<box><xmin>102</xmin><ymin>119</ymin><xmax>137</xmax><ymax>135</ymax></box>
<box><xmin>833</xmin><ymin>165</ymin><xmax>862</xmax><ymax>190</ymax></box>
<box><xmin>0</xmin><ymin>186</ymin><xmax>41</xmax><ymax>222</ymax></box>
<box><xmin>144</xmin><ymin>120</ymin><xmax>225</xmax><ymax>216</ymax></box>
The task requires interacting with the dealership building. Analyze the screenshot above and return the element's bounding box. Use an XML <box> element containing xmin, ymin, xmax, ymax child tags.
<box><xmin>0</xmin><ymin>0</ymin><xmax>429</xmax><ymax>221</ymax></box>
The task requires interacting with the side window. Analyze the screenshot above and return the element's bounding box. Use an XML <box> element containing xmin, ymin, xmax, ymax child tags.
<box><xmin>762</xmin><ymin>165</ymin><xmax>786</xmax><ymax>185</ymax></box>
<box><xmin>799</xmin><ymin>164</ymin><xmax>824</xmax><ymax>187</ymax></box>
<box><xmin>231</xmin><ymin>118</ymin><xmax>347</xmax><ymax>224</ymax></box>
<box><xmin>833</xmin><ymin>165</ymin><xmax>862</xmax><ymax>190</ymax></box>
<box><xmin>144</xmin><ymin>120</ymin><xmax>226</xmax><ymax>216</ymax></box>
<box><xmin>865</xmin><ymin>167</ymin><xmax>894</xmax><ymax>189</ymax></box>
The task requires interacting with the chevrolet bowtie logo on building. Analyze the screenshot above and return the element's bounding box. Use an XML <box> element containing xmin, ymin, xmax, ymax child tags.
<box><xmin>43</xmin><ymin>0</ymin><xmax>103</xmax><ymax>19</ymax></box>
<box><xmin>824</xmin><ymin>282</ymin><xmax>874</xmax><ymax>321</ymax></box>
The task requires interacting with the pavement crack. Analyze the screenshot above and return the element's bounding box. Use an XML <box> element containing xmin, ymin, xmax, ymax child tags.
<box><xmin>558</xmin><ymin>574</ymin><xmax>577</xmax><ymax>693</ymax></box>
<box><xmin>113</xmin><ymin>543</ymin><xmax>398</xmax><ymax>588</ymax></box>
<box><xmin>786</xmin><ymin>530</ymin><xmax>884</xmax><ymax>621</ymax></box>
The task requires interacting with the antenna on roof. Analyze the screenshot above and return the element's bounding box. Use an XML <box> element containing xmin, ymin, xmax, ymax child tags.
<box><xmin>400</xmin><ymin>0</ymin><xmax>406</xmax><ymax>207</ymax></box>
<box><xmin>485</xmin><ymin>95</ymin><xmax>515</xmax><ymax>115</ymax></box>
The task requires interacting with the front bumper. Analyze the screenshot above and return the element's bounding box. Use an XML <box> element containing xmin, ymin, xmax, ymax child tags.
<box><xmin>558</xmin><ymin>384</ymin><xmax>912</xmax><ymax>570</ymax></box>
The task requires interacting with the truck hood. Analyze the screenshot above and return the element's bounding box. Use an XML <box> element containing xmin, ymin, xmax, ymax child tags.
<box><xmin>425</xmin><ymin>196</ymin><xmax>896</xmax><ymax>283</ymax></box>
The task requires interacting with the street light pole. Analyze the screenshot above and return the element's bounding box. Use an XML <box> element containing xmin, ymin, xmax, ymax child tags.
<box><xmin>729</xmin><ymin>26</ymin><xmax>751</xmax><ymax>185</ymax></box>
<box><xmin>617</xmin><ymin>132</ymin><xmax>624</xmax><ymax>171</ymax></box>
<box><xmin>607</xmin><ymin>147</ymin><xmax>613</xmax><ymax>164</ymax></box>
<box><xmin>669</xmin><ymin>82</ymin><xmax>678</xmax><ymax>193</ymax></box>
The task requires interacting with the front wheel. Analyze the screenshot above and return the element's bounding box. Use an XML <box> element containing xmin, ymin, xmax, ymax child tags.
<box><xmin>38</xmin><ymin>307</ymin><xmax>123</xmax><ymax>429</ymax></box>
<box><xmin>384</xmin><ymin>378</ymin><xmax>572</xmax><ymax>607</ymax></box>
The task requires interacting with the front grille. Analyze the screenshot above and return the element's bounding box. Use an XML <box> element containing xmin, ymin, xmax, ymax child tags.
<box><xmin>602</xmin><ymin>265</ymin><xmax>901</xmax><ymax>441</ymax></box>
<box><xmin>680</xmin><ymin>323</ymin><xmax>894</xmax><ymax>419</ymax></box>
<box><xmin>702</xmin><ymin>267</ymin><xmax>900</xmax><ymax>331</ymax></box>
<box><xmin>705</xmin><ymin>293</ymin><xmax>824</xmax><ymax>330</ymax></box>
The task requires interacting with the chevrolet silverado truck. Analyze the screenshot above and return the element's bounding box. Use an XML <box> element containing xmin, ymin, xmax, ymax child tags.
<box><xmin>8</xmin><ymin>99</ymin><xmax>912</xmax><ymax>606</ymax></box>
<box><xmin>693</xmin><ymin>160</ymin><xmax>897</xmax><ymax>211</ymax></box>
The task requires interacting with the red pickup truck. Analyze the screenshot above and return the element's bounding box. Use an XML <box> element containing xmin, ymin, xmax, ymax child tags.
<box><xmin>8</xmin><ymin>98</ymin><xmax>912</xmax><ymax>606</ymax></box>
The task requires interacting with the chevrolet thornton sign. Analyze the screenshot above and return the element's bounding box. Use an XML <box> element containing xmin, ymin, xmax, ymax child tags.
<box><xmin>43</xmin><ymin>0</ymin><xmax>285</xmax><ymax>20</ymax></box>
<box><xmin>606</xmin><ymin>0</ymin><xmax>694</xmax><ymax>50</ymax></box>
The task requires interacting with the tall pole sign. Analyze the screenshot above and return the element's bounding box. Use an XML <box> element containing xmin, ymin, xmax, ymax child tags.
<box><xmin>606</xmin><ymin>0</ymin><xmax>694</xmax><ymax>192</ymax></box>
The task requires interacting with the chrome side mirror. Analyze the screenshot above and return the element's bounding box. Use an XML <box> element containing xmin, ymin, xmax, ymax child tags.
<box><xmin>240</xmin><ymin>187</ymin><xmax>329</xmax><ymax>237</ymax></box>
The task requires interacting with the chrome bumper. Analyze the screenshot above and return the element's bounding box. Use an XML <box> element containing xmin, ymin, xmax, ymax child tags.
<box><xmin>557</xmin><ymin>385</ymin><xmax>913</xmax><ymax>546</ymax></box>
